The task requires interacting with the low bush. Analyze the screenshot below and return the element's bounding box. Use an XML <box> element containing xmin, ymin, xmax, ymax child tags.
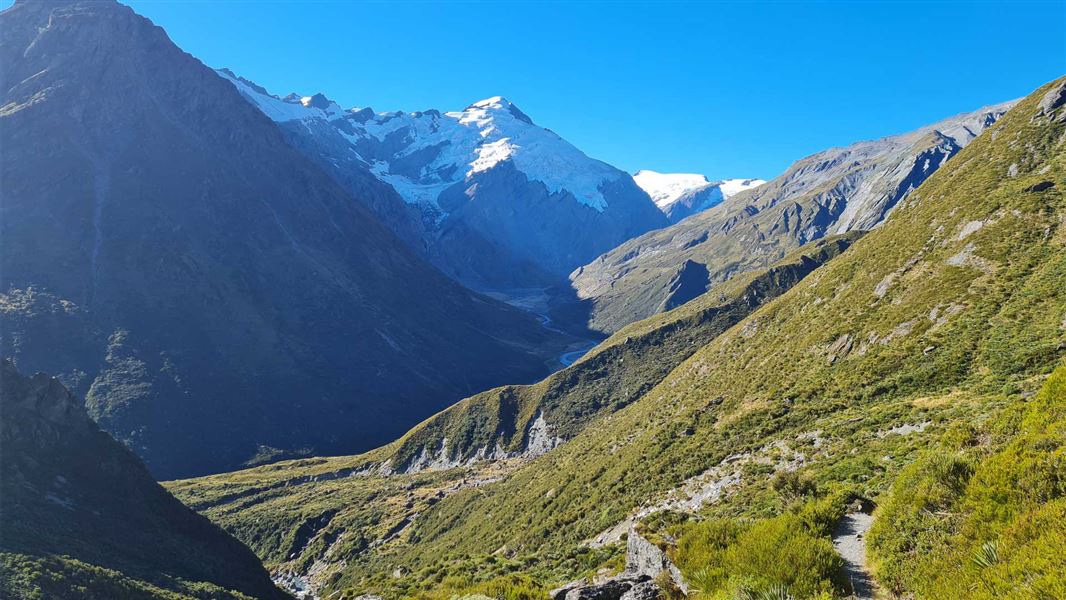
<box><xmin>672</xmin><ymin>508</ymin><xmax>842</xmax><ymax>599</ymax></box>
<box><xmin>868</xmin><ymin>363</ymin><xmax>1066</xmax><ymax>599</ymax></box>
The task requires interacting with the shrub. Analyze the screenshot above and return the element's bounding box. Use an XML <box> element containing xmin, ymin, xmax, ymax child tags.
<box><xmin>673</xmin><ymin>510</ymin><xmax>841</xmax><ymax>599</ymax></box>
<box><xmin>868</xmin><ymin>363</ymin><xmax>1066</xmax><ymax>598</ymax></box>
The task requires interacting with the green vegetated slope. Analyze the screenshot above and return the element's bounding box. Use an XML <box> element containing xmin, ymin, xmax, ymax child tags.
<box><xmin>866</xmin><ymin>362</ymin><xmax>1066</xmax><ymax>600</ymax></box>
<box><xmin>660</xmin><ymin>361</ymin><xmax>1064</xmax><ymax>599</ymax></box>
<box><xmin>173</xmin><ymin>76</ymin><xmax>1066</xmax><ymax>599</ymax></box>
<box><xmin>0</xmin><ymin>360</ymin><xmax>289</xmax><ymax>600</ymax></box>
<box><xmin>382</xmin><ymin>233</ymin><xmax>861</xmax><ymax>471</ymax></box>
<box><xmin>343</xmin><ymin>75</ymin><xmax>1065</xmax><ymax>595</ymax></box>
<box><xmin>164</xmin><ymin>234</ymin><xmax>860</xmax><ymax>593</ymax></box>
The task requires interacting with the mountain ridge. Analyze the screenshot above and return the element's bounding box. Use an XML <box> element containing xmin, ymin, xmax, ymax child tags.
<box><xmin>0</xmin><ymin>359</ymin><xmax>291</xmax><ymax>600</ymax></box>
<box><xmin>219</xmin><ymin>69</ymin><xmax>671</xmax><ymax>291</ymax></box>
<box><xmin>570</xmin><ymin>98</ymin><xmax>1016</xmax><ymax>333</ymax></box>
<box><xmin>169</xmin><ymin>75</ymin><xmax>1066</xmax><ymax>599</ymax></box>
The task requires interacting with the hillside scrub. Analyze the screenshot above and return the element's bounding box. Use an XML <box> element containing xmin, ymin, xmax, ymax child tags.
<box><xmin>868</xmin><ymin>363</ymin><xmax>1066</xmax><ymax>599</ymax></box>
<box><xmin>670</xmin><ymin>511</ymin><xmax>842</xmax><ymax>599</ymax></box>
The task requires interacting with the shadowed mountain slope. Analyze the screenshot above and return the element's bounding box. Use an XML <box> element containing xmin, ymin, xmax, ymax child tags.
<box><xmin>0</xmin><ymin>360</ymin><xmax>290</xmax><ymax>600</ymax></box>
<box><xmin>0</xmin><ymin>0</ymin><xmax>565</xmax><ymax>478</ymax></box>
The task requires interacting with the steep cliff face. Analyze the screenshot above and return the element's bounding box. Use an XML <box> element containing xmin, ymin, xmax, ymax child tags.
<box><xmin>571</xmin><ymin>101</ymin><xmax>1015</xmax><ymax>333</ymax></box>
<box><xmin>0</xmin><ymin>360</ymin><xmax>289</xmax><ymax>600</ymax></box>
<box><xmin>0</xmin><ymin>0</ymin><xmax>565</xmax><ymax>478</ymax></box>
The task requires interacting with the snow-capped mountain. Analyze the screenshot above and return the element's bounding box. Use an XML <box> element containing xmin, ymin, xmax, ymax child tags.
<box><xmin>220</xmin><ymin>70</ymin><xmax>668</xmax><ymax>290</ymax></box>
<box><xmin>633</xmin><ymin>170</ymin><xmax>765</xmax><ymax>223</ymax></box>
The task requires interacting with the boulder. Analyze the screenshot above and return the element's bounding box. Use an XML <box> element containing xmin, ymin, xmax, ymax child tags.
<box><xmin>562</xmin><ymin>575</ymin><xmax>653</xmax><ymax>600</ymax></box>
<box><xmin>625</xmin><ymin>527</ymin><xmax>689</xmax><ymax>594</ymax></box>
<box><xmin>1038</xmin><ymin>81</ymin><xmax>1066</xmax><ymax>119</ymax></box>
<box><xmin>621</xmin><ymin>581</ymin><xmax>663</xmax><ymax>600</ymax></box>
<box><xmin>550</xmin><ymin>580</ymin><xmax>587</xmax><ymax>600</ymax></box>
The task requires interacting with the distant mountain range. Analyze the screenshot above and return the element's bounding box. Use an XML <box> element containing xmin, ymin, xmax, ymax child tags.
<box><xmin>3</xmin><ymin>1</ymin><xmax>1064</xmax><ymax>600</ymax></box>
<box><xmin>571</xmin><ymin>100</ymin><xmax>1016</xmax><ymax>333</ymax></box>
<box><xmin>220</xmin><ymin>73</ymin><xmax>671</xmax><ymax>291</ymax></box>
<box><xmin>176</xmin><ymin>74</ymin><xmax>1066</xmax><ymax>600</ymax></box>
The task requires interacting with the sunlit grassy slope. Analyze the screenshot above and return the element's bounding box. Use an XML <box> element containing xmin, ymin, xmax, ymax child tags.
<box><xmin>170</xmin><ymin>76</ymin><xmax>1066</xmax><ymax>599</ymax></box>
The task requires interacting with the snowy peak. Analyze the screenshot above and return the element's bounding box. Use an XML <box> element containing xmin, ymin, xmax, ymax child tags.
<box><xmin>215</xmin><ymin>67</ymin><xmax>668</xmax><ymax>287</ymax></box>
<box><xmin>717</xmin><ymin>178</ymin><xmax>767</xmax><ymax>199</ymax></box>
<box><xmin>460</xmin><ymin>96</ymin><xmax>535</xmax><ymax>125</ymax></box>
<box><xmin>219</xmin><ymin>68</ymin><xmax>625</xmax><ymax>213</ymax></box>
<box><xmin>633</xmin><ymin>170</ymin><xmax>713</xmax><ymax>209</ymax></box>
<box><xmin>217</xmin><ymin>69</ymin><xmax>350</xmax><ymax>122</ymax></box>
<box><xmin>634</xmin><ymin>170</ymin><xmax>765</xmax><ymax>221</ymax></box>
<box><xmin>467</xmin><ymin>95</ymin><xmax>510</xmax><ymax>109</ymax></box>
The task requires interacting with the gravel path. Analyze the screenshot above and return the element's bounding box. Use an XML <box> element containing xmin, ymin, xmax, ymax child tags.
<box><xmin>832</xmin><ymin>512</ymin><xmax>876</xmax><ymax>599</ymax></box>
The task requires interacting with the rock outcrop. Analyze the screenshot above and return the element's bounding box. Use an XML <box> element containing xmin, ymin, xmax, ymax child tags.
<box><xmin>625</xmin><ymin>527</ymin><xmax>688</xmax><ymax>594</ymax></box>
<box><xmin>549</xmin><ymin>526</ymin><xmax>687</xmax><ymax>600</ymax></box>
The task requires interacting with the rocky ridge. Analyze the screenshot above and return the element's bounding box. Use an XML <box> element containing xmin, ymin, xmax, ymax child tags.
<box><xmin>570</xmin><ymin>100</ymin><xmax>1016</xmax><ymax>333</ymax></box>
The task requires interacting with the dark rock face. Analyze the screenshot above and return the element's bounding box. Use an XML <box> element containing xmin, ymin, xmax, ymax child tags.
<box><xmin>663</xmin><ymin>185</ymin><xmax>727</xmax><ymax>223</ymax></box>
<box><xmin>660</xmin><ymin>260</ymin><xmax>711</xmax><ymax>312</ymax></box>
<box><xmin>0</xmin><ymin>0</ymin><xmax>563</xmax><ymax>478</ymax></box>
<box><xmin>550</xmin><ymin>575</ymin><xmax>660</xmax><ymax>600</ymax></box>
<box><xmin>432</xmin><ymin>161</ymin><xmax>669</xmax><ymax>290</ymax></box>
<box><xmin>1026</xmin><ymin>181</ymin><xmax>1056</xmax><ymax>193</ymax></box>
<box><xmin>621</xmin><ymin>581</ymin><xmax>664</xmax><ymax>600</ymax></box>
<box><xmin>0</xmin><ymin>360</ymin><xmax>289</xmax><ymax>599</ymax></box>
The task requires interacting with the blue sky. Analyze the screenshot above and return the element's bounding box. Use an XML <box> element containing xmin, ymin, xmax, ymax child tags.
<box><xmin>25</xmin><ymin>1</ymin><xmax>1066</xmax><ymax>180</ymax></box>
